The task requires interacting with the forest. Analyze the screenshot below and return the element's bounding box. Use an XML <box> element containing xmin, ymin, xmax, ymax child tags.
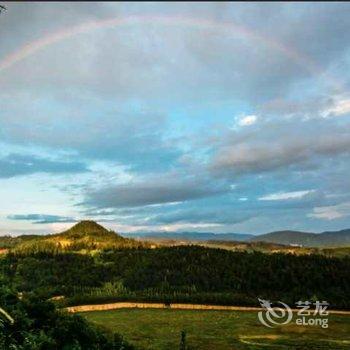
<box><xmin>1</xmin><ymin>246</ymin><xmax>349</xmax><ymax>309</ymax></box>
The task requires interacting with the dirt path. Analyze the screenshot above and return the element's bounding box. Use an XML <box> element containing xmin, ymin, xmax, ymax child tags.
<box><xmin>66</xmin><ymin>302</ymin><xmax>350</xmax><ymax>315</ymax></box>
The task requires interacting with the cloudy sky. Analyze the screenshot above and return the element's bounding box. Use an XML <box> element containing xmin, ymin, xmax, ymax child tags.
<box><xmin>1</xmin><ymin>2</ymin><xmax>350</xmax><ymax>235</ymax></box>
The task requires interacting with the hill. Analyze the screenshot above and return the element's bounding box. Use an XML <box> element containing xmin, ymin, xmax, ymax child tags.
<box><xmin>9</xmin><ymin>221</ymin><xmax>147</xmax><ymax>253</ymax></box>
<box><xmin>250</xmin><ymin>229</ymin><xmax>350</xmax><ymax>247</ymax></box>
<box><xmin>52</xmin><ymin>220</ymin><xmax>125</xmax><ymax>241</ymax></box>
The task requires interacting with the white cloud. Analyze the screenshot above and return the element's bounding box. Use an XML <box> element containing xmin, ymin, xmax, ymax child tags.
<box><xmin>259</xmin><ymin>190</ymin><xmax>314</xmax><ymax>201</ymax></box>
<box><xmin>238</xmin><ymin>115</ymin><xmax>258</xmax><ymax>127</ymax></box>
<box><xmin>308</xmin><ymin>202</ymin><xmax>350</xmax><ymax>220</ymax></box>
<box><xmin>323</xmin><ymin>98</ymin><xmax>350</xmax><ymax>117</ymax></box>
<box><xmin>158</xmin><ymin>223</ymin><xmax>223</xmax><ymax>232</ymax></box>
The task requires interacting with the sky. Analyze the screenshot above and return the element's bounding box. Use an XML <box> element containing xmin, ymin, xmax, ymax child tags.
<box><xmin>1</xmin><ymin>2</ymin><xmax>350</xmax><ymax>235</ymax></box>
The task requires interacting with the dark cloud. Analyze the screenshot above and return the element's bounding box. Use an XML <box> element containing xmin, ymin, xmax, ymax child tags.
<box><xmin>83</xmin><ymin>175</ymin><xmax>229</xmax><ymax>208</ymax></box>
<box><xmin>0</xmin><ymin>154</ymin><xmax>89</xmax><ymax>178</ymax></box>
<box><xmin>209</xmin><ymin>119</ymin><xmax>350</xmax><ymax>177</ymax></box>
<box><xmin>0</xmin><ymin>97</ymin><xmax>181</xmax><ymax>171</ymax></box>
<box><xmin>148</xmin><ymin>208</ymin><xmax>252</xmax><ymax>225</ymax></box>
<box><xmin>7</xmin><ymin>214</ymin><xmax>76</xmax><ymax>224</ymax></box>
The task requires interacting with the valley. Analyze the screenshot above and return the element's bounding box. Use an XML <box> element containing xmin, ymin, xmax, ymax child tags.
<box><xmin>1</xmin><ymin>220</ymin><xmax>350</xmax><ymax>349</ymax></box>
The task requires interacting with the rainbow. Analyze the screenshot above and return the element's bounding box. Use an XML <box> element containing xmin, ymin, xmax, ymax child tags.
<box><xmin>0</xmin><ymin>14</ymin><xmax>342</xmax><ymax>91</ymax></box>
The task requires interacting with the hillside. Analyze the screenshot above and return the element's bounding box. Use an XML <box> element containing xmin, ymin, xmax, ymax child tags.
<box><xmin>250</xmin><ymin>229</ymin><xmax>350</xmax><ymax>247</ymax></box>
<box><xmin>199</xmin><ymin>240</ymin><xmax>317</xmax><ymax>255</ymax></box>
<box><xmin>250</xmin><ymin>230</ymin><xmax>315</xmax><ymax>246</ymax></box>
<box><xmin>2</xmin><ymin>245</ymin><xmax>350</xmax><ymax>309</ymax></box>
<box><xmin>0</xmin><ymin>235</ymin><xmax>40</xmax><ymax>254</ymax></box>
<box><xmin>9</xmin><ymin>221</ymin><xmax>147</xmax><ymax>253</ymax></box>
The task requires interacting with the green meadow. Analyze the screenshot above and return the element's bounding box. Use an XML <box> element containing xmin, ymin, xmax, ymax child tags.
<box><xmin>81</xmin><ymin>308</ymin><xmax>350</xmax><ymax>350</ymax></box>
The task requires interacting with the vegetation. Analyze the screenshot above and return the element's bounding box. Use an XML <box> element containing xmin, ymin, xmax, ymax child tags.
<box><xmin>0</xmin><ymin>235</ymin><xmax>40</xmax><ymax>250</ymax></box>
<box><xmin>81</xmin><ymin>308</ymin><xmax>350</xmax><ymax>350</ymax></box>
<box><xmin>0</xmin><ymin>284</ymin><xmax>135</xmax><ymax>349</ymax></box>
<box><xmin>200</xmin><ymin>240</ymin><xmax>314</xmax><ymax>254</ymax></box>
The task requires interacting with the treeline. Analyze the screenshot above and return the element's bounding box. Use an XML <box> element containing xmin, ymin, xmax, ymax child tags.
<box><xmin>7</xmin><ymin>236</ymin><xmax>147</xmax><ymax>255</ymax></box>
<box><xmin>1</xmin><ymin>246</ymin><xmax>350</xmax><ymax>309</ymax></box>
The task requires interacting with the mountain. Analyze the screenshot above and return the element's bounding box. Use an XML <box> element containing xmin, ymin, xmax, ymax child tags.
<box><xmin>250</xmin><ymin>229</ymin><xmax>350</xmax><ymax>247</ymax></box>
<box><xmin>124</xmin><ymin>231</ymin><xmax>253</xmax><ymax>242</ymax></box>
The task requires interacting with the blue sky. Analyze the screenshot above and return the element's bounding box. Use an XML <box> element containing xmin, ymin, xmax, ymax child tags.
<box><xmin>1</xmin><ymin>2</ymin><xmax>350</xmax><ymax>235</ymax></box>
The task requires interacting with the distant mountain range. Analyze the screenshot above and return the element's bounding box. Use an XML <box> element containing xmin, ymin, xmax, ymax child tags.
<box><xmin>125</xmin><ymin>231</ymin><xmax>254</xmax><ymax>242</ymax></box>
<box><xmin>249</xmin><ymin>229</ymin><xmax>350</xmax><ymax>247</ymax></box>
<box><xmin>125</xmin><ymin>228</ymin><xmax>350</xmax><ymax>247</ymax></box>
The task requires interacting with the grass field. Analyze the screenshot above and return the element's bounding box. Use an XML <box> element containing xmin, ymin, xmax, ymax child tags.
<box><xmin>81</xmin><ymin>308</ymin><xmax>350</xmax><ymax>349</ymax></box>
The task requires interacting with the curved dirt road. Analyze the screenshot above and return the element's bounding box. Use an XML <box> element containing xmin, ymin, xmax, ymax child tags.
<box><xmin>66</xmin><ymin>302</ymin><xmax>350</xmax><ymax>315</ymax></box>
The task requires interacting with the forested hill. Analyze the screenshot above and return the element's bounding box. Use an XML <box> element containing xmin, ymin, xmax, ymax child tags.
<box><xmin>57</xmin><ymin>220</ymin><xmax>112</xmax><ymax>236</ymax></box>
<box><xmin>51</xmin><ymin>220</ymin><xmax>126</xmax><ymax>241</ymax></box>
